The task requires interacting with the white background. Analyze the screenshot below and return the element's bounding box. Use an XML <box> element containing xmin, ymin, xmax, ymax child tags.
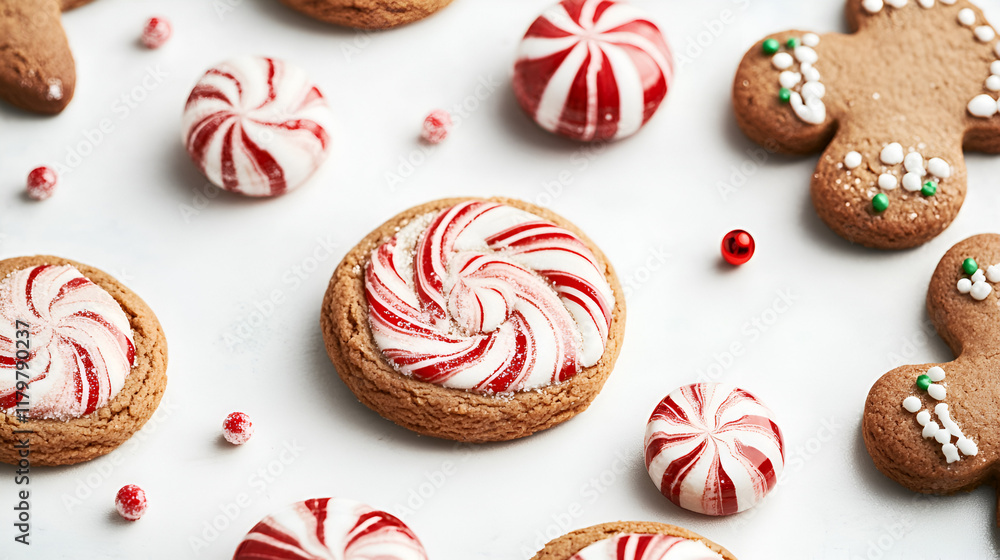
<box><xmin>2</xmin><ymin>0</ymin><xmax>1000</xmax><ymax>558</ymax></box>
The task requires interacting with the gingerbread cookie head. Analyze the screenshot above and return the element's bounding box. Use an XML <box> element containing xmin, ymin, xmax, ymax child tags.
<box><xmin>733</xmin><ymin>0</ymin><xmax>1000</xmax><ymax>250</ymax></box>
<box><xmin>863</xmin><ymin>234</ymin><xmax>1000</xmax><ymax>519</ymax></box>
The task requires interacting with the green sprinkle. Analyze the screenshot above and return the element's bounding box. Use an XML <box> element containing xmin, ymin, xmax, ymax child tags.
<box><xmin>872</xmin><ymin>193</ymin><xmax>889</xmax><ymax>213</ymax></box>
<box><xmin>779</xmin><ymin>88</ymin><xmax>792</xmax><ymax>103</ymax></box>
<box><xmin>916</xmin><ymin>375</ymin><xmax>931</xmax><ymax>391</ymax></box>
<box><xmin>921</xmin><ymin>181</ymin><xmax>937</xmax><ymax>197</ymax></box>
<box><xmin>763</xmin><ymin>38</ymin><xmax>780</xmax><ymax>55</ymax></box>
<box><xmin>962</xmin><ymin>258</ymin><xmax>978</xmax><ymax>276</ymax></box>
<box><xmin>786</xmin><ymin>37</ymin><xmax>799</xmax><ymax>49</ymax></box>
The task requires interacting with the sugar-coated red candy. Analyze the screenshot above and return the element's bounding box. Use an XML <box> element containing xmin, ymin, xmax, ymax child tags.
<box><xmin>223</xmin><ymin>412</ymin><xmax>254</xmax><ymax>445</ymax></box>
<box><xmin>26</xmin><ymin>166</ymin><xmax>57</xmax><ymax>200</ymax></box>
<box><xmin>421</xmin><ymin>109</ymin><xmax>452</xmax><ymax>144</ymax></box>
<box><xmin>115</xmin><ymin>484</ymin><xmax>147</xmax><ymax>521</ymax></box>
<box><xmin>141</xmin><ymin>17</ymin><xmax>172</xmax><ymax>49</ymax></box>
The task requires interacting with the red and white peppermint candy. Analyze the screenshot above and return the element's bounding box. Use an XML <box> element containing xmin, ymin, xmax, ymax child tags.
<box><xmin>644</xmin><ymin>383</ymin><xmax>784</xmax><ymax>516</ymax></box>
<box><xmin>182</xmin><ymin>56</ymin><xmax>333</xmax><ymax>197</ymax></box>
<box><xmin>570</xmin><ymin>534</ymin><xmax>723</xmax><ymax>560</ymax></box>
<box><xmin>0</xmin><ymin>265</ymin><xmax>136</xmax><ymax>420</ymax></box>
<box><xmin>233</xmin><ymin>498</ymin><xmax>427</xmax><ymax>560</ymax></box>
<box><xmin>365</xmin><ymin>201</ymin><xmax>615</xmax><ymax>393</ymax></box>
<box><xmin>513</xmin><ymin>0</ymin><xmax>674</xmax><ymax>142</ymax></box>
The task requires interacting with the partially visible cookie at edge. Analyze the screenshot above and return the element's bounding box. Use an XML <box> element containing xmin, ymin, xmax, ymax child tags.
<box><xmin>531</xmin><ymin>521</ymin><xmax>737</xmax><ymax>560</ymax></box>
<box><xmin>278</xmin><ymin>0</ymin><xmax>455</xmax><ymax>29</ymax></box>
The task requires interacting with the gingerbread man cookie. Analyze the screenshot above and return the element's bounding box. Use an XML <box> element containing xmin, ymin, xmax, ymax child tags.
<box><xmin>733</xmin><ymin>0</ymin><xmax>1000</xmax><ymax>250</ymax></box>
<box><xmin>0</xmin><ymin>0</ymin><xmax>95</xmax><ymax>114</ymax></box>
<box><xmin>864</xmin><ymin>234</ymin><xmax>1000</xmax><ymax>522</ymax></box>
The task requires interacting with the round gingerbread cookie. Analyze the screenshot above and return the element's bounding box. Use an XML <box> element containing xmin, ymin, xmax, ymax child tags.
<box><xmin>321</xmin><ymin>197</ymin><xmax>626</xmax><ymax>443</ymax></box>
<box><xmin>532</xmin><ymin>521</ymin><xmax>737</xmax><ymax>560</ymax></box>
<box><xmin>278</xmin><ymin>0</ymin><xmax>454</xmax><ymax>29</ymax></box>
<box><xmin>0</xmin><ymin>256</ymin><xmax>168</xmax><ymax>466</ymax></box>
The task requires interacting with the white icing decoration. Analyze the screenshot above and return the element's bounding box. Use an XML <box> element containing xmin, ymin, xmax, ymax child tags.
<box><xmin>972</xmin><ymin>269</ymin><xmax>985</xmax><ymax>283</ymax></box>
<box><xmin>904</xmin><ymin>152</ymin><xmax>925</xmax><ymax>175</ymax></box>
<box><xmin>939</xmin><ymin>0</ymin><xmax>956</xmax><ymax>4</ymax></box>
<box><xmin>975</xmin><ymin>26</ymin><xmax>996</xmax><ymax>43</ymax></box>
<box><xmin>926</xmin><ymin>157</ymin><xmax>950</xmax><ymax>178</ymax></box>
<box><xmin>779</xmin><ymin>71</ymin><xmax>801</xmax><ymax>89</ymax></box>
<box><xmin>957</xmin><ymin>278</ymin><xmax>973</xmax><ymax>293</ymax></box>
<box><xmin>794</xmin><ymin>46</ymin><xmax>818</xmax><ymax>65</ymax></box>
<box><xmin>968</xmin><ymin>94</ymin><xmax>998</xmax><ymax>118</ymax></box>
<box><xmin>927</xmin><ymin>366</ymin><xmax>946</xmax><ymax>382</ymax></box>
<box><xmin>958</xmin><ymin>8</ymin><xmax>976</xmax><ymax>27</ymax></box>
<box><xmin>790</xmin><ymin>91</ymin><xmax>826</xmax><ymax>124</ymax></box>
<box><xmin>935</xmin><ymin>428</ymin><xmax>952</xmax><ymax>444</ymax></box>
<box><xmin>987</xmin><ymin>264</ymin><xmax>1000</xmax><ymax>283</ymax></box>
<box><xmin>801</xmin><ymin>63</ymin><xmax>821</xmax><ymax>82</ymax></box>
<box><xmin>991</xmin><ymin>61</ymin><xmax>1000</xmax><ymax>76</ymax></box>
<box><xmin>772</xmin><ymin>52</ymin><xmax>794</xmax><ymax>70</ymax></box>
<box><xmin>958</xmin><ymin>438</ymin><xmax>978</xmax><ymax>456</ymax></box>
<box><xmin>942</xmin><ymin>443</ymin><xmax>960</xmax><ymax>463</ymax></box>
<box><xmin>928</xmin><ymin>383</ymin><xmax>947</xmax><ymax>400</ymax></box>
<box><xmin>845</xmin><ymin>151</ymin><xmax>863</xmax><ymax>169</ymax></box>
<box><xmin>863</xmin><ymin>0</ymin><xmax>884</xmax><ymax>13</ymax></box>
<box><xmin>988</xmin><ymin>76</ymin><xmax>1000</xmax><ymax>92</ymax></box>
<box><xmin>885</xmin><ymin>0</ymin><xmax>907</xmax><ymax>7</ymax></box>
<box><xmin>878</xmin><ymin>173</ymin><xmax>898</xmax><ymax>190</ymax></box>
<box><xmin>902</xmin><ymin>172</ymin><xmax>923</xmax><ymax>192</ymax></box>
<box><xmin>880</xmin><ymin>143</ymin><xmax>905</xmax><ymax>165</ymax></box>
<box><xmin>801</xmin><ymin>81</ymin><xmax>825</xmax><ymax>99</ymax></box>
<box><xmin>903</xmin><ymin>396</ymin><xmax>922</xmax><ymax>413</ymax></box>
<box><xmin>936</xmin><ymin>403</ymin><xmax>963</xmax><ymax>437</ymax></box>
<box><xmin>923</xmin><ymin>421</ymin><xmax>940</xmax><ymax>438</ymax></box>
<box><xmin>802</xmin><ymin>33</ymin><xmax>820</xmax><ymax>47</ymax></box>
<box><xmin>908</xmin><ymin>384</ymin><xmax>977</xmax><ymax>463</ymax></box>
<box><xmin>971</xmin><ymin>280</ymin><xmax>993</xmax><ymax>300</ymax></box>
<box><xmin>916</xmin><ymin>410</ymin><xmax>932</xmax><ymax>426</ymax></box>
<box><xmin>918</xmin><ymin>0</ymin><xmax>934</xmax><ymax>7</ymax></box>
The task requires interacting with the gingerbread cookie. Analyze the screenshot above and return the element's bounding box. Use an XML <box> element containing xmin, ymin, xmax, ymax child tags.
<box><xmin>233</xmin><ymin>498</ymin><xmax>427</xmax><ymax>559</ymax></box>
<box><xmin>644</xmin><ymin>383</ymin><xmax>784</xmax><ymax>516</ymax></box>
<box><xmin>733</xmin><ymin>0</ymin><xmax>1000</xmax><ymax>250</ymax></box>
<box><xmin>0</xmin><ymin>0</ymin><xmax>95</xmax><ymax>114</ymax></box>
<box><xmin>278</xmin><ymin>0</ymin><xmax>454</xmax><ymax>29</ymax></box>
<box><xmin>863</xmin><ymin>234</ymin><xmax>1000</xmax><ymax>521</ymax></box>
<box><xmin>531</xmin><ymin>522</ymin><xmax>736</xmax><ymax>560</ymax></box>
<box><xmin>321</xmin><ymin>197</ymin><xmax>625</xmax><ymax>443</ymax></box>
<box><xmin>0</xmin><ymin>256</ymin><xmax>167</xmax><ymax>466</ymax></box>
<box><xmin>512</xmin><ymin>0</ymin><xmax>674</xmax><ymax>142</ymax></box>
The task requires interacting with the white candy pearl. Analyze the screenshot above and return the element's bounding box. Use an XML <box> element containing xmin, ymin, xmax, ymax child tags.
<box><xmin>958</xmin><ymin>438</ymin><xmax>978</xmax><ymax>456</ymax></box>
<box><xmin>939</xmin><ymin>0</ymin><xmax>956</xmax><ymax>4</ymax></box>
<box><xmin>975</xmin><ymin>26</ymin><xmax>996</xmax><ymax>43</ymax></box>
<box><xmin>927</xmin><ymin>366</ymin><xmax>946</xmax><ymax>382</ymax></box>
<box><xmin>878</xmin><ymin>173</ymin><xmax>898</xmax><ymax>190</ymax></box>
<box><xmin>957</xmin><ymin>278</ymin><xmax>973</xmax><ymax>293</ymax></box>
<box><xmin>923</xmin><ymin>421</ymin><xmax>940</xmax><ymax>438</ymax></box>
<box><xmin>935</xmin><ymin>428</ymin><xmax>952</xmax><ymax>444</ymax></box>
<box><xmin>794</xmin><ymin>46</ymin><xmax>818</xmax><ymax>65</ymax></box>
<box><xmin>779</xmin><ymin>71</ymin><xmax>801</xmax><ymax>89</ymax></box>
<box><xmin>927</xmin><ymin>383</ymin><xmax>946</xmax><ymax>400</ymax></box>
<box><xmin>958</xmin><ymin>8</ymin><xmax>976</xmax><ymax>27</ymax></box>
<box><xmin>916</xmin><ymin>410</ymin><xmax>931</xmax><ymax>426</ymax></box>
<box><xmin>902</xmin><ymin>396</ymin><xmax>922</xmax><ymax>413</ymax></box>
<box><xmin>772</xmin><ymin>52</ymin><xmax>793</xmax><ymax>70</ymax></box>
<box><xmin>968</xmin><ymin>94</ymin><xmax>997</xmax><ymax>117</ymax></box>
<box><xmin>801</xmin><ymin>63</ymin><xmax>821</xmax><ymax>82</ymax></box>
<box><xmin>927</xmin><ymin>157</ymin><xmax>950</xmax><ymax>178</ymax></box>
<box><xmin>991</xmin><ymin>61</ymin><xmax>1000</xmax><ymax>76</ymax></box>
<box><xmin>972</xmin><ymin>269</ymin><xmax>985</xmax><ymax>283</ymax></box>
<box><xmin>802</xmin><ymin>33</ymin><xmax>820</xmax><ymax>47</ymax></box>
<box><xmin>988</xmin><ymin>76</ymin><xmax>1000</xmax><ymax>92</ymax></box>
<box><xmin>863</xmin><ymin>0</ymin><xmax>884</xmax><ymax>13</ymax></box>
<box><xmin>971</xmin><ymin>280</ymin><xmax>993</xmax><ymax>300</ymax></box>
<box><xmin>986</xmin><ymin>264</ymin><xmax>1000</xmax><ymax>283</ymax></box>
<box><xmin>801</xmin><ymin>81</ymin><xmax>825</xmax><ymax>100</ymax></box>
<box><xmin>885</xmin><ymin>0</ymin><xmax>907</xmax><ymax>6</ymax></box>
<box><xmin>880</xmin><ymin>143</ymin><xmax>904</xmax><ymax>165</ymax></box>
<box><xmin>942</xmin><ymin>443</ymin><xmax>960</xmax><ymax>463</ymax></box>
<box><xmin>902</xmin><ymin>172</ymin><xmax>923</xmax><ymax>192</ymax></box>
<box><xmin>845</xmin><ymin>151</ymin><xmax>863</xmax><ymax>169</ymax></box>
<box><xmin>917</xmin><ymin>0</ymin><xmax>934</xmax><ymax>6</ymax></box>
<box><xmin>904</xmin><ymin>152</ymin><xmax>925</xmax><ymax>175</ymax></box>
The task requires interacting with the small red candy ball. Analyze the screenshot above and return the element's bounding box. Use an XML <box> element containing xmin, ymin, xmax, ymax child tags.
<box><xmin>223</xmin><ymin>412</ymin><xmax>254</xmax><ymax>445</ymax></box>
<box><xmin>115</xmin><ymin>485</ymin><xmax>147</xmax><ymax>521</ymax></box>
<box><xmin>721</xmin><ymin>230</ymin><xmax>755</xmax><ymax>266</ymax></box>
<box><xmin>26</xmin><ymin>166</ymin><xmax>57</xmax><ymax>200</ymax></box>
<box><xmin>141</xmin><ymin>17</ymin><xmax>172</xmax><ymax>49</ymax></box>
<box><xmin>421</xmin><ymin>109</ymin><xmax>452</xmax><ymax>144</ymax></box>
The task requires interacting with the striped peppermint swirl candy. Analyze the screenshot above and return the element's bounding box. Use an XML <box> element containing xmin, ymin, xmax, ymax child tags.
<box><xmin>233</xmin><ymin>498</ymin><xmax>427</xmax><ymax>560</ymax></box>
<box><xmin>513</xmin><ymin>0</ymin><xmax>674</xmax><ymax>142</ymax></box>
<box><xmin>182</xmin><ymin>56</ymin><xmax>333</xmax><ymax>197</ymax></box>
<box><xmin>0</xmin><ymin>265</ymin><xmax>135</xmax><ymax>420</ymax></box>
<box><xmin>570</xmin><ymin>534</ymin><xmax>722</xmax><ymax>560</ymax></box>
<box><xmin>644</xmin><ymin>383</ymin><xmax>784</xmax><ymax>516</ymax></box>
<box><xmin>365</xmin><ymin>201</ymin><xmax>615</xmax><ymax>393</ymax></box>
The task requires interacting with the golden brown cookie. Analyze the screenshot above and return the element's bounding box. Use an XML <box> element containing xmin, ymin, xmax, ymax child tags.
<box><xmin>0</xmin><ymin>256</ymin><xmax>168</xmax><ymax>466</ymax></box>
<box><xmin>278</xmin><ymin>0</ymin><xmax>454</xmax><ymax>29</ymax></box>
<box><xmin>531</xmin><ymin>522</ymin><xmax>737</xmax><ymax>560</ymax></box>
<box><xmin>863</xmin><ymin>234</ymin><xmax>1000</xmax><ymax>524</ymax></box>
<box><xmin>733</xmin><ymin>0</ymin><xmax>1000</xmax><ymax>250</ymax></box>
<box><xmin>320</xmin><ymin>197</ymin><xmax>625</xmax><ymax>443</ymax></box>
<box><xmin>0</xmin><ymin>0</ymin><xmax>95</xmax><ymax>114</ymax></box>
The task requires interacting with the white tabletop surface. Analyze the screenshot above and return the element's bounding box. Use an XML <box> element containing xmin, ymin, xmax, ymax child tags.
<box><xmin>2</xmin><ymin>0</ymin><xmax>1000</xmax><ymax>558</ymax></box>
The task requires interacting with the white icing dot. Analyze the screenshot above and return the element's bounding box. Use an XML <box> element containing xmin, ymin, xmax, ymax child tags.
<box><xmin>903</xmin><ymin>396</ymin><xmax>922</xmax><ymax>413</ymax></box>
<box><xmin>802</xmin><ymin>33</ymin><xmax>820</xmax><ymax>47</ymax></box>
<box><xmin>794</xmin><ymin>46</ymin><xmax>818</xmax><ymax>65</ymax></box>
<box><xmin>885</xmin><ymin>0</ymin><xmax>907</xmax><ymax>6</ymax></box>
<box><xmin>991</xmin><ymin>61</ymin><xmax>1000</xmax><ymax>76</ymax></box>
<box><xmin>939</xmin><ymin>0</ymin><xmax>956</xmax><ymax>4</ymax></box>
<box><xmin>928</xmin><ymin>383</ymin><xmax>946</xmax><ymax>400</ymax></box>
<box><xmin>789</xmin><ymin>91</ymin><xmax>826</xmax><ymax>124</ymax></box>
<box><xmin>988</xmin><ymin>76</ymin><xmax>1000</xmax><ymax>92</ymax></box>
<box><xmin>902</xmin><ymin>172</ymin><xmax>922</xmax><ymax>192</ymax></box>
<box><xmin>942</xmin><ymin>443</ymin><xmax>960</xmax><ymax>463</ymax></box>
<box><xmin>772</xmin><ymin>52</ymin><xmax>794</xmax><ymax>70</ymax></box>
<box><xmin>880</xmin><ymin>143</ymin><xmax>905</xmax><ymax>165</ymax></box>
<box><xmin>903</xmin><ymin>152</ymin><xmax>925</xmax><ymax>175</ymax></box>
<box><xmin>845</xmin><ymin>151</ymin><xmax>863</xmax><ymax>169</ymax></box>
<box><xmin>779</xmin><ymin>71</ymin><xmax>801</xmax><ymax>89</ymax></box>
<box><xmin>972</xmin><ymin>269</ymin><xmax>985</xmax><ymax>283</ymax></box>
<box><xmin>987</xmin><ymin>264</ymin><xmax>1000</xmax><ymax>283</ymax></box>
<box><xmin>971</xmin><ymin>280</ymin><xmax>993</xmax><ymax>300</ymax></box>
<box><xmin>958</xmin><ymin>8</ymin><xmax>976</xmax><ymax>27</ymax></box>
<box><xmin>801</xmin><ymin>63</ymin><xmax>821</xmax><ymax>82</ymax></box>
<box><xmin>975</xmin><ymin>26</ymin><xmax>996</xmax><ymax>43</ymax></box>
<box><xmin>958</xmin><ymin>277</ymin><xmax>973</xmax><ymax>293</ymax></box>
<box><xmin>916</xmin><ymin>410</ymin><xmax>931</xmax><ymax>426</ymax></box>
<box><xmin>968</xmin><ymin>94</ymin><xmax>998</xmax><ymax>118</ymax></box>
<box><xmin>863</xmin><ymin>0</ymin><xmax>884</xmax><ymax>13</ymax></box>
<box><xmin>926</xmin><ymin>157</ymin><xmax>950</xmax><ymax>178</ymax></box>
<box><xmin>958</xmin><ymin>438</ymin><xmax>978</xmax><ymax>456</ymax></box>
<box><xmin>996</xmin><ymin>41</ymin><xmax>1000</xmax><ymax>57</ymax></box>
<box><xmin>917</xmin><ymin>0</ymin><xmax>934</xmax><ymax>7</ymax></box>
<box><xmin>878</xmin><ymin>173</ymin><xmax>898</xmax><ymax>190</ymax></box>
<box><xmin>927</xmin><ymin>366</ymin><xmax>946</xmax><ymax>382</ymax></box>
<box><xmin>923</xmin><ymin>421</ymin><xmax>940</xmax><ymax>438</ymax></box>
<box><xmin>935</xmin><ymin>428</ymin><xmax>952</xmax><ymax>444</ymax></box>
<box><xmin>801</xmin><ymin>81</ymin><xmax>826</xmax><ymax>100</ymax></box>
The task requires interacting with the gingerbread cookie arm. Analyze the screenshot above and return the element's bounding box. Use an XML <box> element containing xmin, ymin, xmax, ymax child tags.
<box><xmin>0</xmin><ymin>0</ymin><xmax>75</xmax><ymax>114</ymax></box>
